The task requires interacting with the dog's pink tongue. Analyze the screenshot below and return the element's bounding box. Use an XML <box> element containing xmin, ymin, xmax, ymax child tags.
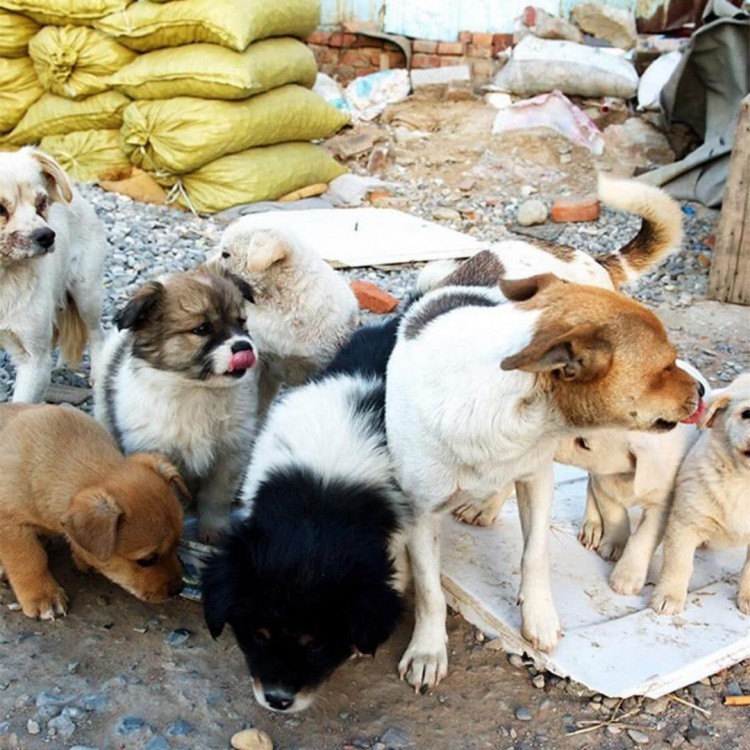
<box><xmin>228</xmin><ymin>349</ymin><xmax>256</xmax><ymax>372</ymax></box>
<box><xmin>681</xmin><ymin>399</ymin><xmax>705</xmax><ymax>425</ymax></box>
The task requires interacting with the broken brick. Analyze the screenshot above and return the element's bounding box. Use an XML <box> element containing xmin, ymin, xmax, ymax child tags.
<box><xmin>351</xmin><ymin>280</ymin><xmax>399</xmax><ymax>314</ymax></box>
<box><xmin>550</xmin><ymin>195</ymin><xmax>601</xmax><ymax>223</ymax></box>
<box><xmin>437</xmin><ymin>41</ymin><xmax>466</xmax><ymax>56</ymax></box>
<box><xmin>413</xmin><ymin>39</ymin><xmax>438</xmax><ymax>54</ymax></box>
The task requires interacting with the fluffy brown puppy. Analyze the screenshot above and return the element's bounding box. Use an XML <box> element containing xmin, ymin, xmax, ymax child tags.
<box><xmin>0</xmin><ymin>403</ymin><xmax>187</xmax><ymax>620</ymax></box>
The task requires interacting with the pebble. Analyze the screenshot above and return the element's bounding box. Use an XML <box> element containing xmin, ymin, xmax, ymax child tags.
<box><xmin>116</xmin><ymin>716</ymin><xmax>147</xmax><ymax>734</ymax></box>
<box><xmin>166</xmin><ymin>719</ymin><xmax>195</xmax><ymax>736</ymax></box>
<box><xmin>508</xmin><ymin>654</ymin><xmax>525</xmax><ymax>668</ymax></box>
<box><xmin>82</xmin><ymin>694</ymin><xmax>109</xmax><ymax>712</ymax></box>
<box><xmin>628</xmin><ymin>728</ymin><xmax>650</xmax><ymax>745</ymax></box>
<box><xmin>231</xmin><ymin>728</ymin><xmax>274</xmax><ymax>750</ymax></box>
<box><xmin>517</xmin><ymin>199</ymin><xmax>548</xmax><ymax>226</ymax></box>
<box><xmin>47</xmin><ymin>715</ymin><xmax>76</xmax><ymax>740</ymax></box>
<box><xmin>432</xmin><ymin>207</ymin><xmax>461</xmax><ymax>222</ymax></box>
<box><xmin>27</xmin><ymin>720</ymin><xmax>40</xmax><ymax>735</ymax></box>
<box><xmin>514</xmin><ymin>707</ymin><xmax>532</xmax><ymax>721</ymax></box>
<box><xmin>380</xmin><ymin>726</ymin><xmax>413</xmax><ymax>748</ymax></box>
<box><xmin>532</xmin><ymin>674</ymin><xmax>545</xmax><ymax>689</ymax></box>
<box><xmin>164</xmin><ymin>628</ymin><xmax>192</xmax><ymax>647</ymax></box>
<box><xmin>145</xmin><ymin>735</ymin><xmax>170</xmax><ymax>750</ymax></box>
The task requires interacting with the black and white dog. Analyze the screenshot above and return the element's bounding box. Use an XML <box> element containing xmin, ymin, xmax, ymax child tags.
<box><xmin>201</xmin><ymin>317</ymin><xmax>408</xmax><ymax>713</ymax></box>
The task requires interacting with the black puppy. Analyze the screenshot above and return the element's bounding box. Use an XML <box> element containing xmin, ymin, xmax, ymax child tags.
<box><xmin>202</xmin><ymin>317</ymin><xmax>408</xmax><ymax>712</ymax></box>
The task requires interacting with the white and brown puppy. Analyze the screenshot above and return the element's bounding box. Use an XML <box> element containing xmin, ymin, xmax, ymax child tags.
<box><xmin>0</xmin><ymin>147</ymin><xmax>107</xmax><ymax>402</ymax></box>
<box><xmin>95</xmin><ymin>269</ymin><xmax>258</xmax><ymax>543</ymax></box>
<box><xmin>651</xmin><ymin>372</ymin><xmax>750</xmax><ymax>615</ymax></box>
<box><xmin>387</xmin><ymin>250</ymin><xmax>702</xmax><ymax>689</ymax></box>
<box><xmin>206</xmin><ymin>225</ymin><xmax>359</xmax><ymax>411</ymax></box>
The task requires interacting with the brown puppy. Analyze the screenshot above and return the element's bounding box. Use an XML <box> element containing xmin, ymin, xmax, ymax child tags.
<box><xmin>0</xmin><ymin>403</ymin><xmax>187</xmax><ymax>620</ymax></box>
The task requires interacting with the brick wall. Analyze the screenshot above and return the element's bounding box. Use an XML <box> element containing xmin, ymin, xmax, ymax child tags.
<box><xmin>307</xmin><ymin>30</ymin><xmax>512</xmax><ymax>86</ymax></box>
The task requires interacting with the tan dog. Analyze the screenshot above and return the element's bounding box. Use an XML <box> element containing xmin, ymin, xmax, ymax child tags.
<box><xmin>0</xmin><ymin>147</ymin><xmax>107</xmax><ymax>402</ymax></box>
<box><xmin>651</xmin><ymin>372</ymin><xmax>750</xmax><ymax>615</ymax></box>
<box><xmin>0</xmin><ymin>404</ymin><xmax>187</xmax><ymax>620</ymax></box>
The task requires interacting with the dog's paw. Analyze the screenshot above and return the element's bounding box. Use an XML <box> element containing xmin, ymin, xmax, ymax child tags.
<box><xmin>597</xmin><ymin>537</ymin><xmax>625</xmax><ymax>562</ymax></box>
<box><xmin>19</xmin><ymin>583</ymin><xmax>68</xmax><ymax>621</ymax></box>
<box><xmin>197</xmin><ymin>518</ymin><xmax>230</xmax><ymax>546</ymax></box>
<box><xmin>650</xmin><ymin>586</ymin><xmax>686</xmax><ymax>616</ymax></box>
<box><xmin>520</xmin><ymin>599</ymin><xmax>561</xmax><ymax>653</ymax></box>
<box><xmin>609</xmin><ymin>561</ymin><xmax>646</xmax><ymax>596</ymax></box>
<box><xmin>737</xmin><ymin>593</ymin><xmax>750</xmax><ymax>615</ymax></box>
<box><xmin>578</xmin><ymin>519</ymin><xmax>603</xmax><ymax>550</ymax></box>
<box><xmin>398</xmin><ymin>636</ymin><xmax>449</xmax><ymax>692</ymax></box>
<box><xmin>453</xmin><ymin>502</ymin><xmax>501</xmax><ymax>527</ymax></box>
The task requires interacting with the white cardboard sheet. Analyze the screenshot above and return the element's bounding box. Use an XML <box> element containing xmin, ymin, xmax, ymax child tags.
<box><xmin>223</xmin><ymin>208</ymin><xmax>487</xmax><ymax>267</ymax></box>
<box><xmin>441</xmin><ymin>465</ymin><xmax>750</xmax><ymax>698</ymax></box>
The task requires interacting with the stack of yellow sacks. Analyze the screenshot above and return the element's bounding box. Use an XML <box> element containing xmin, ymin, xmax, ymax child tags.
<box><xmin>0</xmin><ymin>0</ymin><xmax>349</xmax><ymax>213</ymax></box>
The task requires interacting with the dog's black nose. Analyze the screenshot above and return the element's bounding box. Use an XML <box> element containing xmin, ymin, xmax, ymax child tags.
<box><xmin>265</xmin><ymin>692</ymin><xmax>293</xmax><ymax>711</ymax></box>
<box><xmin>31</xmin><ymin>227</ymin><xmax>55</xmax><ymax>250</ymax></box>
<box><xmin>697</xmin><ymin>381</ymin><xmax>706</xmax><ymax>398</ymax></box>
<box><xmin>231</xmin><ymin>340</ymin><xmax>253</xmax><ymax>354</ymax></box>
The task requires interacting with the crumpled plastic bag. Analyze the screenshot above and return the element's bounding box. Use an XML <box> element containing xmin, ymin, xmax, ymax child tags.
<box><xmin>0</xmin><ymin>9</ymin><xmax>40</xmax><ymax>57</ymax></box>
<box><xmin>0</xmin><ymin>57</ymin><xmax>44</xmax><ymax>135</ymax></box>
<box><xmin>345</xmin><ymin>69</ymin><xmax>411</xmax><ymax>123</ymax></box>
<box><xmin>637</xmin><ymin>51</ymin><xmax>682</xmax><ymax>111</ymax></box>
<box><xmin>492</xmin><ymin>89</ymin><xmax>605</xmax><ymax>155</ymax></box>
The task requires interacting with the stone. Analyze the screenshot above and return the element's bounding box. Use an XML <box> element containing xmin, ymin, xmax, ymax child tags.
<box><xmin>166</xmin><ymin>719</ymin><xmax>195</xmax><ymax>736</ymax></box>
<box><xmin>27</xmin><ymin>720</ymin><xmax>40</xmax><ymax>735</ymax></box>
<box><xmin>550</xmin><ymin>195</ymin><xmax>600</xmax><ymax>223</ymax></box>
<box><xmin>532</xmin><ymin>674</ymin><xmax>545</xmax><ymax>689</ymax></box>
<box><xmin>231</xmin><ymin>728</ymin><xmax>274</xmax><ymax>750</ymax></box>
<box><xmin>47</xmin><ymin>715</ymin><xmax>76</xmax><ymax>740</ymax></box>
<box><xmin>116</xmin><ymin>716</ymin><xmax>147</xmax><ymax>735</ymax></box>
<box><xmin>627</xmin><ymin>728</ymin><xmax>650</xmax><ymax>745</ymax></box>
<box><xmin>432</xmin><ymin>207</ymin><xmax>461</xmax><ymax>222</ymax></box>
<box><xmin>508</xmin><ymin>654</ymin><xmax>525</xmax><ymax>668</ymax></box>
<box><xmin>164</xmin><ymin>628</ymin><xmax>192</xmax><ymax>647</ymax></box>
<box><xmin>572</xmin><ymin>2</ymin><xmax>637</xmax><ymax>50</ymax></box>
<box><xmin>514</xmin><ymin>707</ymin><xmax>532</xmax><ymax>721</ymax></box>
<box><xmin>350</xmin><ymin>280</ymin><xmax>399</xmax><ymax>314</ymax></box>
<box><xmin>145</xmin><ymin>736</ymin><xmax>170</xmax><ymax>750</ymax></box>
<box><xmin>380</xmin><ymin>726</ymin><xmax>414</xmax><ymax>748</ymax></box>
<box><xmin>517</xmin><ymin>199</ymin><xmax>548</xmax><ymax>226</ymax></box>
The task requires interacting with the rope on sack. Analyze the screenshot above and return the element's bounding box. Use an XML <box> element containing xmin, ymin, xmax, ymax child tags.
<box><xmin>166</xmin><ymin>179</ymin><xmax>199</xmax><ymax>216</ymax></box>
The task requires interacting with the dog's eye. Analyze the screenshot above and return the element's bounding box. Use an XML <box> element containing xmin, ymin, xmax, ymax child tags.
<box><xmin>575</xmin><ymin>437</ymin><xmax>590</xmax><ymax>451</ymax></box>
<box><xmin>191</xmin><ymin>322</ymin><xmax>213</xmax><ymax>336</ymax></box>
<box><xmin>238</xmin><ymin>317</ymin><xmax>247</xmax><ymax>329</ymax></box>
<box><xmin>742</xmin><ymin>409</ymin><xmax>750</xmax><ymax>421</ymax></box>
<box><xmin>221</xmin><ymin>251</ymin><xmax>230</xmax><ymax>259</ymax></box>
<box><xmin>35</xmin><ymin>195</ymin><xmax>48</xmax><ymax>215</ymax></box>
<box><xmin>253</xmin><ymin>628</ymin><xmax>271</xmax><ymax>643</ymax></box>
<box><xmin>136</xmin><ymin>553</ymin><xmax>160</xmax><ymax>568</ymax></box>
<box><xmin>0</xmin><ymin>204</ymin><xmax>7</xmax><ymax>218</ymax></box>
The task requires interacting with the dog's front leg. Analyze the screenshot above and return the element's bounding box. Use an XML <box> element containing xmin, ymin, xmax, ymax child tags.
<box><xmin>736</xmin><ymin>546</ymin><xmax>750</xmax><ymax>614</ymax></box>
<box><xmin>399</xmin><ymin>511</ymin><xmax>448</xmax><ymax>692</ymax></box>
<box><xmin>577</xmin><ymin>478</ymin><xmax>604</xmax><ymax>550</ymax></box>
<box><xmin>650</xmin><ymin>523</ymin><xmax>701</xmax><ymax>615</ymax></box>
<box><xmin>516</xmin><ymin>465</ymin><xmax>561</xmax><ymax>652</ymax></box>
<box><xmin>12</xmin><ymin>350</ymin><xmax>53</xmax><ymax>403</ymax></box>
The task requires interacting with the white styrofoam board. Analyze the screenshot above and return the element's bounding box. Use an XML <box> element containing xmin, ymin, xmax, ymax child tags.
<box><xmin>441</xmin><ymin>464</ymin><xmax>750</xmax><ymax>698</ymax></box>
<box><xmin>223</xmin><ymin>208</ymin><xmax>487</xmax><ymax>268</ymax></box>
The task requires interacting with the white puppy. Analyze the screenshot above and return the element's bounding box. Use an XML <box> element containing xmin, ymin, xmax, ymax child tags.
<box><xmin>0</xmin><ymin>147</ymin><xmax>107</xmax><ymax>402</ymax></box>
<box><xmin>206</xmin><ymin>224</ymin><xmax>359</xmax><ymax>411</ymax></box>
<box><xmin>651</xmin><ymin>372</ymin><xmax>750</xmax><ymax>615</ymax></box>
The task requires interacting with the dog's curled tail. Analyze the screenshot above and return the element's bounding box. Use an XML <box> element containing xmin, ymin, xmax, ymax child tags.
<box><xmin>55</xmin><ymin>295</ymin><xmax>88</xmax><ymax>369</ymax></box>
<box><xmin>597</xmin><ymin>174</ymin><xmax>683</xmax><ymax>288</ymax></box>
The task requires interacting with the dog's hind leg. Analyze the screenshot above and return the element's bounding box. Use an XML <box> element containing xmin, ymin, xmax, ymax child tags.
<box><xmin>737</xmin><ymin>546</ymin><xmax>750</xmax><ymax>614</ymax></box>
<box><xmin>67</xmin><ymin>286</ymin><xmax>105</xmax><ymax>383</ymax></box>
<box><xmin>516</xmin><ymin>464</ymin><xmax>561</xmax><ymax>653</ymax></box>
<box><xmin>577</xmin><ymin>478</ymin><xmax>604</xmax><ymax>550</ymax></box>
<box><xmin>453</xmin><ymin>485</ymin><xmax>512</xmax><ymax>527</ymax></box>
<box><xmin>0</xmin><ymin>523</ymin><xmax>68</xmax><ymax>619</ymax></box>
<box><xmin>399</xmin><ymin>511</ymin><xmax>448</xmax><ymax>692</ymax></box>
<box><xmin>591</xmin><ymin>478</ymin><xmax>630</xmax><ymax>562</ymax></box>
<box><xmin>12</xmin><ymin>349</ymin><xmax>53</xmax><ymax>403</ymax></box>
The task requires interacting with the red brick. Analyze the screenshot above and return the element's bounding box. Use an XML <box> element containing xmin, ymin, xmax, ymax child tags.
<box><xmin>439</xmin><ymin>55</ymin><xmax>465</xmax><ymax>67</ymax></box>
<box><xmin>355</xmin><ymin>66</ymin><xmax>380</xmax><ymax>77</ymax></box>
<box><xmin>458</xmin><ymin>31</ymin><xmax>473</xmax><ymax>43</ymax></box>
<box><xmin>412</xmin><ymin>53</ymin><xmax>441</xmax><ymax>68</ymax></box>
<box><xmin>437</xmin><ymin>40</ymin><xmax>465</xmax><ymax>55</ymax></box>
<box><xmin>492</xmin><ymin>33</ymin><xmax>513</xmax><ymax>56</ymax></box>
<box><xmin>550</xmin><ymin>195</ymin><xmax>601</xmax><ymax>223</ymax></box>
<box><xmin>309</xmin><ymin>44</ymin><xmax>337</xmax><ymax>64</ymax></box>
<box><xmin>340</xmin><ymin>49</ymin><xmax>371</xmax><ymax>67</ymax></box>
<box><xmin>307</xmin><ymin>30</ymin><xmax>331</xmax><ymax>45</ymax></box>
<box><xmin>472</xmin><ymin>32</ymin><xmax>494</xmax><ymax>48</ymax></box>
<box><xmin>522</xmin><ymin>6</ymin><xmax>537</xmax><ymax>26</ymax></box>
<box><xmin>467</xmin><ymin>44</ymin><xmax>492</xmax><ymax>59</ymax></box>
<box><xmin>329</xmin><ymin>32</ymin><xmax>356</xmax><ymax>47</ymax></box>
<box><xmin>352</xmin><ymin>34</ymin><xmax>385</xmax><ymax>48</ymax></box>
<box><xmin>350</xmin><ymin>280</ymin><xmax>399</xmax><ymax>314</ymax></box>
<box><xmin>413</xmin><ymin>39</ymin><xmax>438</xmax><ymax>54</ymax></box>
<box><xmin>470</xmin><ymin>58</ymin><xmax>498</xmax><ymax>81</ymax></box>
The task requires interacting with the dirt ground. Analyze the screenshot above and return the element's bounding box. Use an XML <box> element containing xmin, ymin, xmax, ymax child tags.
<box><xmin>2</xmin><ymin>93</ymin><xmax>750</xmax><ymax>750</ymax></box>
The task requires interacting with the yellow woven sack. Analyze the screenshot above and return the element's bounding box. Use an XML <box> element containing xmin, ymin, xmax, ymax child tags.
<box><xmin>0</xmin><ymin>0</ymin><xmax>131</xmax><ymax>25</ymax></box>
<box><xmin>95</xmin><ymin>0</ymin><xmax>321</xmax><ymax>53</ymax></box>
<box><xmin>39</xmin><ymin>129</ymin><xmax>130</xmax><ymax>181</ymax></box>
<box><xmin>122</xmin><ymin>85</ymin><xmax>350</xmax><ymax>176</ymax></box>
<box><xmin>29</xmin><ymin>26</ymin><xmax>137</xmax><ymax>100</ymax></box>
<box><xmin>5</xmin><ymin>90</ymin><xmax>129</xmax><ymax>145</ymax></box>
<box><xmin>0</xmin><ymin>9</ymin><xmax>40</xmax><ymax>57</ymax></box>
<box><xmin>0</xmin><ymin>57</ymin><xmax>44</xmax><ymax>135</ymax></box>
<box><xmin>109</xmin><ymin>38</ymin><xmax>317</xmax><ymax>101</ymax></box>
<box><xmin>165</xmin><ymin>142</ymin><xmax>346</xmax><ymax>214</ymax></box>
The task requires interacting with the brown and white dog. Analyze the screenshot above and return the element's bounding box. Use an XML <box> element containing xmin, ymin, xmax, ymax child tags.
<box><xmin>94</xmin><ymin>268</ymin><xmax>259</xmax><ymax>543</ymax></box>
<box><xmin>651</xmin><ymin>372</ymin><xmax>750</xmax><ymax>615</ymax></box>
<box><xmin>385</xmin><ymin>177</ymin><xmax>703</xmax><ymax>691</ymax></box>
<box><xmin>0</xmin><ymin>403</ymin><xmax>186</xmax><ymax>619</ymax></box>
<box><xmin>0</xmin><ymin>147</ymin><xmax>107</xmax><ymax>402</ymax></box>
<box><xmin>206</xmin><ymin>225</ymin><xmax>359</xmax><ymax>414</ymax></box>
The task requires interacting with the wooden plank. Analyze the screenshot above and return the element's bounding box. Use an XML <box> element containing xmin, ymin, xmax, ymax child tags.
<box><xmin>44</xmin><ymin>383</ymin><xmax>92</xmax><ymax>405</ymax></box>
<box><xmin>708</xmin><ymin>95</ymin><xmax>750</xmax><ymax>305</ymax></box>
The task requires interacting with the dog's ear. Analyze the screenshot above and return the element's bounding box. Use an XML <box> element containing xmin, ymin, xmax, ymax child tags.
<box><xmin>61</xmin><ymin>490</ymin><xmax>122</xmax><ymax>562</ymax></box>
<box><xmin>501</xmin><ymin>322</ymin><xmax>612</xmax><ymax>383</ymax></box>
<box><xmin>245</xmin><ymin>230</ymin><xmax>289</xmax><ymax>273</ymax></box>
<box><xmin>499</xmin><ymin>273</ymin><xmax>561</xmax><ymax>302</ymax></box>
<box><xmin>116</xmin><ymin>282</ymin><xmax>164</xmax><ymax>331</ymax></box>
<box><xmin>347</xmin><ymin>582</ymin><xmax>402</xmax><ymax>656</ymax></box>
<box><xmin>28</xmin><ymin>148</ymin><xmax>74</xmax><ymax>204</ymax></box>
<box><xmin>130</xmin><ymin>453</ymin><xmax>192</xmax><ymax>503</ymax></box>
<box><xmin>226</xmin><ymin>272</ymin><xmax>254</xmax><ymax>303</ymax></box>
<box><xmin>700</xmin><ymin>393</ymin><xmax>731</xmax><ymax>429</ymax></box>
